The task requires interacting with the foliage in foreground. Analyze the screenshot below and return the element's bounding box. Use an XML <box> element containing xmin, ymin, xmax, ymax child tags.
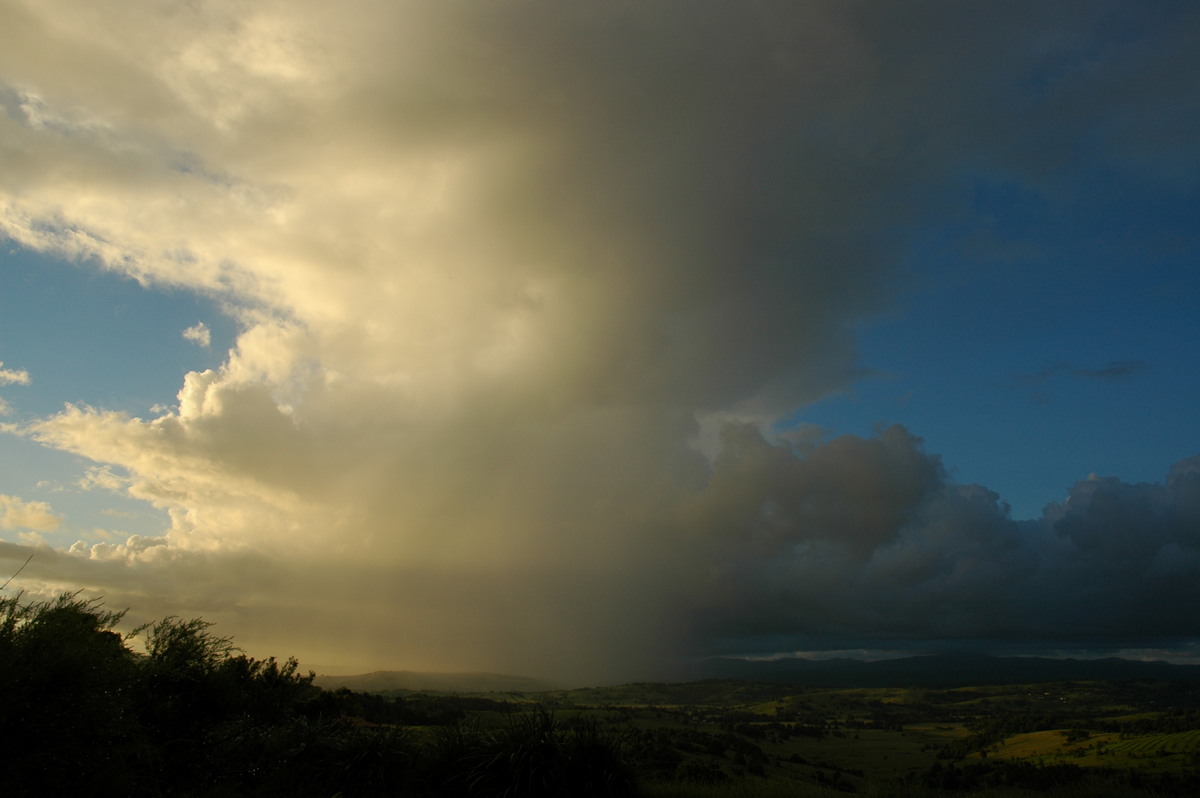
<box><xmin>0</xmin><ymin>591</ymin><xmax>636</xmax><ymax>797</ymax></box>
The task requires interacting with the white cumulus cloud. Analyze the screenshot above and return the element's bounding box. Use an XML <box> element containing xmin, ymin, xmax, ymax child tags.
<box><xmin>0</xmin><ymin>362</ymin><xmax>31</xmax><ymax>386</ymax></box>
<box><xmin>0</xmin><ymin>494</ymin><xmax>62</xmax><ymax>532</ymax></box>
<box><xmin>182</xmin><ymin>322</ymin><xmax>211</xmax><ymax>348</ymax></box>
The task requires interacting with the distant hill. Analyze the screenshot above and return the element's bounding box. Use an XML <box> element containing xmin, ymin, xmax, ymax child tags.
<box><xmin>315</xmin><ymin>654</ymin><xmax>1200</xmax><ymax>696</ymax></box>
<box><xmin>314</xmin><ymin>670</ymin><xmax>560</xmax><ymax>694</ymax></box>
<box><xmin>695</xmin><ymin>652</ymin><xmax>1200</xmax><ymax>687</ymax></box>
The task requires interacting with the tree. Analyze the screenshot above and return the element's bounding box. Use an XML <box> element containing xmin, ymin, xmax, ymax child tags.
<box><xmin>0</xmin><ymin>592</ymin><xmax>320</xmax><ymax>795</ymax></box>
<box><xmin>130</xmin><ymin>615</ymin><xmax>318</xmax><ymax>792</ymax></box>
<box><xmin>0</xmin><ymin>592</ymin><xmax>145</xmax><ymax>794</ymax></box>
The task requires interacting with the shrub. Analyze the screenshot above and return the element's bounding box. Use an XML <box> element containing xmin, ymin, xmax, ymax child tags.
<box><xmin>0</xmin><ymin>592</ymin><xmax>146</xmax><ymax>795</ymax></box>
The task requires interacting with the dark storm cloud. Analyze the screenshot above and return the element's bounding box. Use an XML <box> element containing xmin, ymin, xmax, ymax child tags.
<box><xmin>677</xmin><ymin>426</ymin><xmax>1200</xmax><ymax>658</ymax></box>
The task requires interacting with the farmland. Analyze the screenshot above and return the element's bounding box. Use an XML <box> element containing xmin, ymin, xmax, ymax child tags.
<box><xmin>308</xmin><ymin>669</ymin><xmax>1200</xmax><ymax>794</ymax></box>
<box><xmin>411</xmin><ymin>678</ymin><xmax>1200</xmax><ymax>795</ymax></box>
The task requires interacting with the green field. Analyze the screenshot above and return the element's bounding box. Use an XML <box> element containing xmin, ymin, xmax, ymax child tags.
<box><xmin>341</xmin><ymin>676</ymin><xmax>1200</xmax><ymax>794</ymax></box>
<box><xmin>490</xmin><ymin>678</ymin><xmax>1200</xmax><ymax>795</ymax></box>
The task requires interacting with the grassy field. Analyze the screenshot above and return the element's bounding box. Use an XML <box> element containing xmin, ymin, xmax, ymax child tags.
<box><xmin>512</xmin><ymin>678</ymin><xmax>1200</xmax><ymax>795</ymax></box>
<box><xmin>365</xmin><ymin>678</ymin><xmax>1200</xmax><ymax>795</ymax></box>
<box><xmin>974</xmin><ymin>727</ymin><xmax>1200</xmax><ymax>773</ymax></box>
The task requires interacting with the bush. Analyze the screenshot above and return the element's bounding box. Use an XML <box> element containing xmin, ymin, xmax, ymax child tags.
<box><xmin>0</xmin><ymin>592</ymin><xmax>146</xmax><ymax>795</ymax></box>
<box><xmin>0</xmin><ymin>591</ymin><xmax>640</xmax><ymax>797</ymax></box>
<box><xmin>0</xmin><ymin>592</ymin><xmax>325</xmax><ymax>796</ymax></box>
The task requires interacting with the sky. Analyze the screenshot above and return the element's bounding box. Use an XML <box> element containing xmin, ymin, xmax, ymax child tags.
<box><xmin>1</xmin><ymin>0</ymin><xmax>1199</xmax><ymax>685</ymax></box>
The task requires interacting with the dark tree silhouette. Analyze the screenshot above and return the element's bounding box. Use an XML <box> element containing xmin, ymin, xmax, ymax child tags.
<box><xmin>0</xmin><ymin>591</ymin><xmax>639</xmax><ymax>797</ymax></box>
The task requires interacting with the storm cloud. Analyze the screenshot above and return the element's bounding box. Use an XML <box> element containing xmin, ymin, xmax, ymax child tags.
<box><xmin>2</xmin><ymin>1</ymin><xmax>1198</xmax><ymax>681</ymax></box>
<box><xmin>679</xmin><ymin>426</ymin><xmax>1200</xmax><ymax>660</ymax></box>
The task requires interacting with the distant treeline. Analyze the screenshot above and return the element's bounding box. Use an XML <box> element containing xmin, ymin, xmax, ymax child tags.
<box><xmin>700</xmin><ymin>651</ymin><xmax>1200</xmax><ymax>687</ymax></box>
<box><xmin>0</xmin><ymin>592</ymin><xmax>636</xmax><ymax>797</ymax></box>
